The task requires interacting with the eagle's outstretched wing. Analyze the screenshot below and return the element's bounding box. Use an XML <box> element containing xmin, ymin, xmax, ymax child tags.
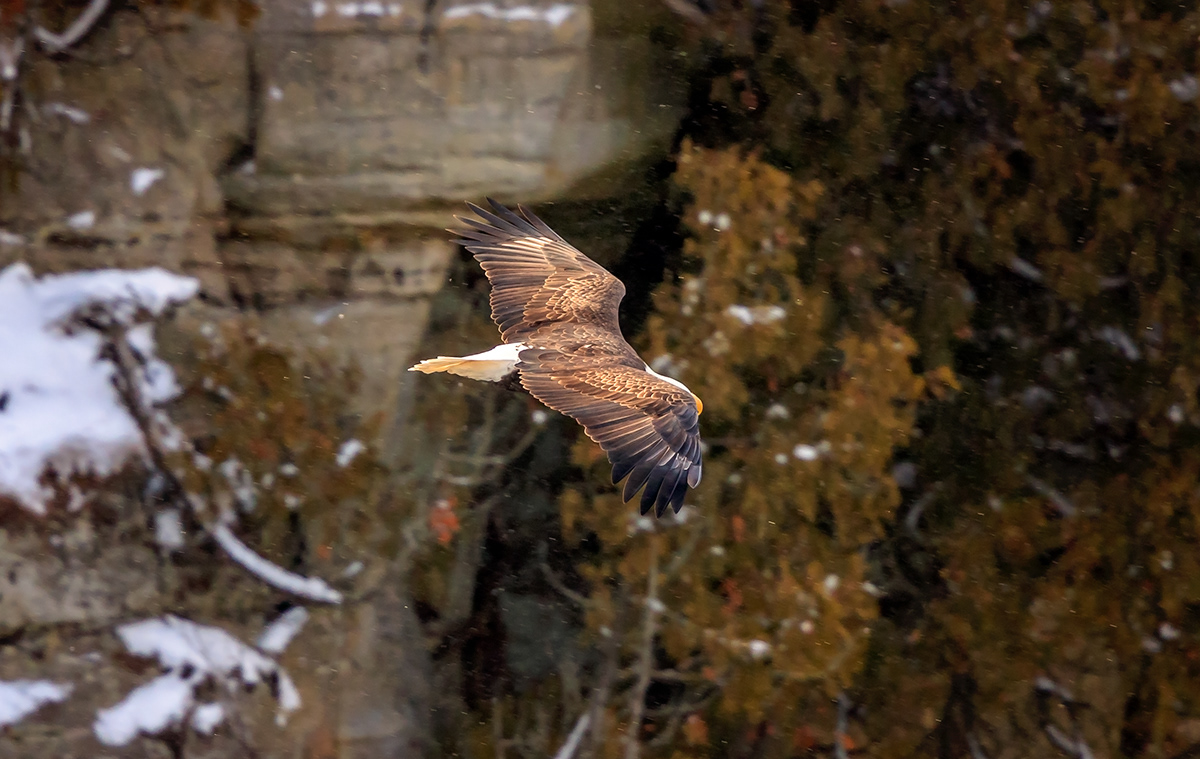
<box><xmin>453</xmin><ymin>199</ymin><xmax>627</xmax><ymax>345</ymax></box>
<box><xmin>518</xmin><ymin>348</ymin><xmax>702</xmax><ymax>517</ymax></box>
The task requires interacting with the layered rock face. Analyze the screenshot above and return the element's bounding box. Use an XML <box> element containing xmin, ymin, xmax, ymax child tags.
<box><xmin>0</xmin><ymin>2</ymin><xmax>683</xmax><ymax>756</ymax></box>
<box><xmin>0</xmin><ymin>0</ymin><xmax>681</xmax><ymax>439</ymax></box>
<box><xmin>231</xmin><ymin>0</ymin><xmax>593</xmax><ymax>214</ymax></box>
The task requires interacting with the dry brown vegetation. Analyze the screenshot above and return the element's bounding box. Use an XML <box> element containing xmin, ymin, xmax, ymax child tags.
<box><xmin>409</xmin><ymin>2</ymin><xmax>1200</xmax><ymax>758</ymax></box>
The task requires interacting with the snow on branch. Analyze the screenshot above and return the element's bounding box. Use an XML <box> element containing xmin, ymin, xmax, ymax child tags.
<box><xmin>0</xmin><ymin>263</ymin><xmax>355</xmax><ymax>629</ymax></box>
<box><xmin>256</xmin><ymin>607</ymin><xmax>310</xmax><ymax>654</ymax></box>
<box><xmin>94</xmin><ymin>615</ymin><xmax>305</xmax><ymax>746</ymax></box>
<box><xmin>0</xmin><ymin>680</ymin><xmax>72</xmax><ymax>728</ymax></box>
<box><xmin>212</xmin><ymin>524</ymin><xmax>343</xmax><ymax>604</ymax></box>
<box><xmin>0</xmin><ymin>263</ymin><xmax>197</xmax><ymax>513</ymax></box>
<box><xmin>34</xmin><ymin>264</ymin><xmax>199</xmax><ymax>325</ymax></box>
<box><xmin>33</xmin><ymin>0</ymin><xmax>112</xmax><ymax>54</ymax></box>
<box><xmin>0</xmin><ymin>38</ymin><xmax>24</xmax><ymax>131</ymax></box>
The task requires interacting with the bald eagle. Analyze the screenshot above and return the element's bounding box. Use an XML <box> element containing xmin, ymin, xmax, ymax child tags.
<box><xmin>409</xmin><ymin>200</ymin><xmax>703</xmax><ymax>517</ymax></box>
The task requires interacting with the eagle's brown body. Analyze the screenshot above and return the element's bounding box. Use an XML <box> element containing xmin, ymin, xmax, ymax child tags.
<box><xmin>410</xmin><ymin>200</ymin><xmax>703</xmax><ymax>517</ymax></box>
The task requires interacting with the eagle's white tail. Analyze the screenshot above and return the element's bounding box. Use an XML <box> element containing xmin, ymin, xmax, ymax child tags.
<box><xmin>408</xmin><ymin>343</ymin><xmax>524</xmax><ymax>383</ymax></box>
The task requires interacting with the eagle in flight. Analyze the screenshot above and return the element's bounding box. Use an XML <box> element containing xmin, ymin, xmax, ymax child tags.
<box><xmin>409</xmin><ymin>200</ymin><xmax>703</xmax><ymax>517</ymax></box>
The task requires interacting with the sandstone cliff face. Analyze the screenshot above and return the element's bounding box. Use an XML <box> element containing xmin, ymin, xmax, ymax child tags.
<box><xmin>0</xmin><ymin>2</ymin><xmax>684</xmax><ymax>756</ymax></box>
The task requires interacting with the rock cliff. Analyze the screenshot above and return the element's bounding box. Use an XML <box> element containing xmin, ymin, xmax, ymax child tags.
<box><xmin>0</xmin><ymin>1</ymin><xmax>685</xmax><ymax>756</ymax></box>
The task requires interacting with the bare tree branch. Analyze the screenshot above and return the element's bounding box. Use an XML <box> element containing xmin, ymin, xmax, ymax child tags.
<box><xmin>967</xmin><ymin>731</ymin><xmax>991</xmax><ymax>759</ymax></box>
<box><xmin>614</xmin><ymin>668</ymin><xmax>706</xmax><ymax>685</ymax></box>
<box><xmin>1026</xmin><ymin>475</ymin><xmax>1077</xmax><ymax>517</ymax></box>
<box><xmin>641</xmin><ymin>691</ymin><xmax>720</xmax><ymax>718</ymax></box>
<box><xmin>212</xmin><ymin>523</ymin><xmax>343</xmax><ymax>604</ymax></box>
<box><xmin>659</xmin><ymin>0</ymin><xmax>709</xmax><ymax>26</ymax></box>
<box><xmin>0</xmin><ymin>36</ymin><xmax>23</xmax><ymax>82</ymax></box>
<box><xmin>624</xmin><ymin>539</ymin><xmax>660</xmax><ymax>759</ymax></box>
<box><xmin>585</xmin><ymin>612</ymin><xmax>621</xmax><ymax>758</ymax></box>
<box><xmin>0</xmin><ymin>36</ymin><xmax>23</xmax><ymax>130</ymax></box>
<box><xmin>436</xmin><ymin>494</ymin><xmax>499</xmax><ymax>631</ymax></box>
<box><xmin>835</xmin><ymin>692</ymin><xmax>851</xmax><ymax>759</ymax></box>
<box><xmin>1044</xmin><ymin>724</ymin><xmax>1095</xmax><ymax>759</ymax></box>
<box><xmin>1035</xmin><ymin>676</ymin><xmax>1094</xmax><ymax>759</ymax></box>
<box><xmin>104</xmin><ymin>321</ymin><xmax>191</xmax><ymax>500</ymax></box>
<box><xmin>492</xmin><ymin>696</ymin><xmax>505</xmax><ymax>759</ymax></box>
<box><xmin>553</xmin><ymin>713</ymin><xmax>592</xmax><ymax>759</ymax></box>
<box><xmin>540</xmin><ymin>560</ymin><xmax>590</xmax><ymax>608</ymax></box>
<box><xmin>105</xmin><ymin>321</ymin><xmax>345</xmax><ymax>603</ymax></box>
<box><xmin>1</xmin><ymin>86</ymin><xmax>15</xmax><ymax>134</ymax></box>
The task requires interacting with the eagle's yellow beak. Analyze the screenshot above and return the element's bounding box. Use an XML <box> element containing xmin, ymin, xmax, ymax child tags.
<box><xmin>693</xmin><ymin>395</ymin><xmax>703</xmax><ymax>415</ymax></box>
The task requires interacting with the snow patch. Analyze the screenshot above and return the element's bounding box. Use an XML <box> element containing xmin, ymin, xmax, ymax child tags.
<box><xmin>792</xmin><ymin>444</ymin><xmax>819</xmax><ymax>461</ymax></box>
<box><xmin>726</xmin><ymin>304</ymin><xmax>786</xmax><ymax>326</ymax></box>
<box><xmin>154</xmin><ymin>508</ymin><xmax>185</xmax><ymax>552</ymax></box>
<box><xmin>0</xmin><ymin>680</ymin><xmax>73</xmax><ymax>728</ymax></box>
<box><xmin>190</xmin><ymin>702</ymin><xmax>225</xmax><ymax>734</ymax></box>
<box><xmin>257</xmin><ymin>608</ymin><xmax>309</xmax><ymax>655</ymax></box>
<box><xmin>1169</xmin><ymin>74</ymin><xmax>1199</xmax><ymax>102</ymax></box>
<box><xmin>334</xmin><ymin>1</ymin><xmax>399</xmax><ymax>16</ymax></box>
<box><xmin>66</xmin><ymin>210</ymin><xmax>95</xmax><ymax>230</ymax></box>
<box><xmin>0</xmin><ymin>264</ymin><xmax>198</xmax><ymax>513</ymax></box>
<box><xmin>765</xmin><ymin>403</ymin><xmax>789</xmax><ymax>420</ymax></box>
<box><xmin>335</xmin><ymin>438</ymin><xmax>365</xmax><ymax>468</ymax></box>
<box><xmin>312</xmin><ymin>304</ymin><xmax>345</xmax><ymax>325</ymax></box>
<box><xmin>219</xmin><ymin>457</ymin><xmax>257</xmax><ymax>511</ymax></box>
<box><xmin>130</xmin><ymin>168</ymin><xmax>164</xmax><ymax>196</ymax></box>
<box><xmin>443</xmin><ymin>2</ymin><xmax>576</xmax><ymax>27</ymax></box>
<box><xmin>747</xmin><ymin>639</ymin><xmax>771</xmax><ymax>659</ymax></box>
<box><xmin>1169</xmin><ymin>404</ymin><xmax>1185</xmax><ymax>424</ymax></box>
<box><xmin>94</xmin><ymin>672</ymin><xmax>193</xmax><ymax>745</ymax></box>
<box><xmin>94</xmin><ymin>616</ymin><xmax>303</xmax><ymax>746</ymax></box>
